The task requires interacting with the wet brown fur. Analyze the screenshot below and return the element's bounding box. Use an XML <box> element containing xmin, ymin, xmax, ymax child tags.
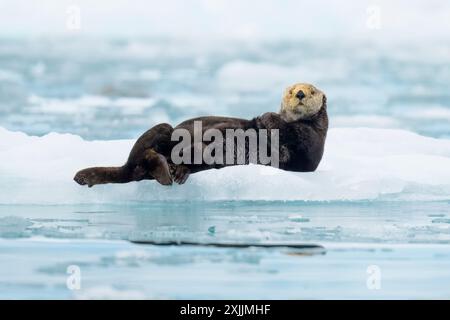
<box><xmin>74</xmin><ymin>83</ymin><xmax>328</xmax><ymax>187</ymax></box>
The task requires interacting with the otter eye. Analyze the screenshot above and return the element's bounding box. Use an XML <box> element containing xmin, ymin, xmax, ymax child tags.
<box><xmin>295</xmin><ymin>90</ymin><xmax>306</xmax><ymax>100</ymax></box>
<box><xmin>311</xmin><ymin>90</ymin><xmax>315</xmax><ymax>94</ymax></box>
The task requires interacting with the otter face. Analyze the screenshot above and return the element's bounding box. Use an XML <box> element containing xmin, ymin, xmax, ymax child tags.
<box><xmin>280</xmin><ymin>83</ymin><xmax>326</xmax><ymax>122</ymax></box>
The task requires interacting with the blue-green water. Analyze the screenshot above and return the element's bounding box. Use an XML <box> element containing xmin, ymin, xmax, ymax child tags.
<box><xmin>1</xmin><ymin>37</ymin><xmax>450</xmax><ymax>299</ymax></box>
<box><xmin>1</xmin><ymin>38</ymin><xmax>450</xmax><ymax>140</ymax></box>
<box><xmin>1</xmin><ymin>201</ymin><xmax>450</xmax><ymax>299</ymax></box>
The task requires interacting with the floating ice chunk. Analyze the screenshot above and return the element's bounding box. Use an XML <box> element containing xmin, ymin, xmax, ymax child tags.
<box><xmin>27</xmin><ymin>95</ymin><xmax>158</xmax><ymax>115</ymax></box>
<box><xmin>0</xmin><ymin>216</ymin><xmax>33</xmax><ymax>237</ymax></box>
<box><xmin>216</xmin><ymin>60</ymin><xmax>348</xmax><ymax>92</ymax></box>
<box><xmin>332</xmin><ymin>115</ymin><xmax>401</xmax><ymax>129</ymax></box>
<box><xmin>405</xmin><ymin>107</ymin><xmax>450</xmax><ymax>121</ymax></box>
<box><xmin>74</xmin><ymin>286</ymin><xmax>146</xmax><ymax>300</ymax></box>
<box><xmin>1</xmin><ymin>126</ymin><xmax>450</xmax><ymax>204</ymax></box>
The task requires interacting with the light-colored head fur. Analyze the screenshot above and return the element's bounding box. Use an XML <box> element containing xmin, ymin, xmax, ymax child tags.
<box><xmin>280</xmin><ymin>83</ymin><xmax>326</xmax><ymax>122</ymax></box>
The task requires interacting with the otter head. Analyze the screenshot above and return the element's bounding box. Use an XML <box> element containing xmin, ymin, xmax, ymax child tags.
<box><xmin>74</xmin><ymin>168</ymin><xmax>101</xmax><ymax>188</ymax></box>
<box><xmin>280</xmin><ymin>83</ymin><xmax>326</xmax><ymax>122</ymax></box>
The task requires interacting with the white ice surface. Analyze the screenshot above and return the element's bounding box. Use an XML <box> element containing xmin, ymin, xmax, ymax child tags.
<box><xmin>1</xmin><ymin>126</ymin><xmax>450</xmax><ymax>204</ymax></box>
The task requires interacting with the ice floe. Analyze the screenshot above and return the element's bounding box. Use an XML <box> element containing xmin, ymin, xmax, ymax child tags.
<box><xmin>1</xmin><ymin>126</ymin><xmax>450</xmax><ymax>204</ymax></box>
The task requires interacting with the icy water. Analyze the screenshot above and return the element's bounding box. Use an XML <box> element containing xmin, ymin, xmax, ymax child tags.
<box><xmin>1</xmin><ymin>201</ymin><xmax>450</xmax><ymax>299</ymax></box>
<box><xmin>1</xmin><ymin>38</ymin><xmax>450</xmax><ymax>299</ymax></box>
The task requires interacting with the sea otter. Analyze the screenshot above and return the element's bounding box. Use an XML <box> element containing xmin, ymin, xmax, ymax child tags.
<box><xmin>74</xmin><ymin>83</ymin><xmax>328</xmax><ymax>187</ymax></box>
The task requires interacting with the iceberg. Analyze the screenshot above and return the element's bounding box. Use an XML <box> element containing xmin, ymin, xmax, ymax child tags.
<box><xmin>1</xmin><ymin>126</ymin><xmax>450</xmax><ymax>204</ymax></box>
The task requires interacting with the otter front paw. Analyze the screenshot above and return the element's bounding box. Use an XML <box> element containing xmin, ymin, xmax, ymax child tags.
<box><xmin>170</xmin><ymin>165</ymin><xmax>190</xmax><ymax>184</ymax></box>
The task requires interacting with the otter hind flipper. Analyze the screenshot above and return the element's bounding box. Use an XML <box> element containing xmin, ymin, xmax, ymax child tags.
<box><xmin>74</xmin><ymin>166</ymin><xmax>131</xmax><ymax>187</ymax></box>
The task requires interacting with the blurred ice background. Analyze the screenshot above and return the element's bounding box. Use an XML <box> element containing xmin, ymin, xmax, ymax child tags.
<box><xmin>0</xmin><ymin>0</ymin><xmax>449</xmax><ymax>139</ymax></box>
<box><xmin>1</xmin><ymin>0</ymin><xmax>450</xmax><ymax>299</ymax></box>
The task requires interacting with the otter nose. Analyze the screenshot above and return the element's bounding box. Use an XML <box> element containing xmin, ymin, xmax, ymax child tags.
<box><xmin>296</xmin><ymin>90</ymin><xmax>306</xmax><ymax>100</ymax></box>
